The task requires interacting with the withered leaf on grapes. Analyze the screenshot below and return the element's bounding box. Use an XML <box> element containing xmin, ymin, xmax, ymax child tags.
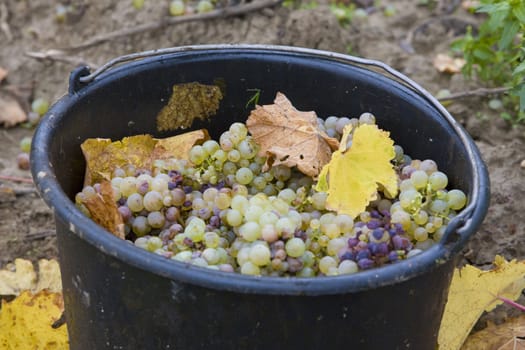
<box><xmin>246</xmin><ymin>92</ymin><xmax>339</xmax><ymax>177</ymax></box>
<box><xmin>82</xmin><ymin>181</ymin><xmax>125</xmax><ymax>239</ymax></box>
<box><xmin>81</xmin><ymin>130</ymin><xmax>209</xmax><ymax>186</ymax></box>
<box><xmin>156</xmin><ymin>82</ymin><xmax>223</xmax><ymax>132</ymax></box>
<box><xmin>438</xmin><ymin>256</ymin><xmax>525</xmax><ymax>350</ymax></box>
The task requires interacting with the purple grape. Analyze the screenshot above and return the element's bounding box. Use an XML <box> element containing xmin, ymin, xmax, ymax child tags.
<box><xmin>168</xmin><ymin>181</ymin><xmax>178</xmax><ymax>190</ymax></box>
<box><xmin>348</xmin><ymin>237</ymin><xmax>359</xmax><ymax>248</ymax></box>
<box><xmin>370</xmin><ymin>242</ymin><xmax>389</xmax><ymax>256</ymax></box>
<box><xmin>183</xmin><ymin>186</ymin><xmax>193</xmax><ymax>194</ymax></box>
<box><xmin>370</xmin><ymin>210</ymin><xmax>381</xmax><ymax>219</ymax></box>
<box><xmin>388</xmin><ymin>251</ymin><xmax>399</xmax><ymax>262</ymax></box>
<box><xmin>294</xmin><ymin>229</ymin><xmax>307</xmax><ymax>241</ymax></box>
<box><xmin>165</xmin><ymin>207</ymin><xmax>180</xmax><ymax>222</ymax></box>
<box><xmin>367</xmin><ymin>219</ymin><xmax>381</xmax><ymax>229</ymax></box>
<box><xmin>356</xmin><ymin>250</ymin><xmax>370</xmax><ymax>261</ymax></box>
<box><xmin>118</xmin><ymin>206</ymin><xmax>132</xmax><ymax>222</ymax></box>
<box><xmin>339</xmin><ymin>251</ymin><xmax>355</xmax><ymax>261</ymax></box>
<box><xmin>209</xmin><ymin>215</ymin><xmax>221</xmax><ymax>228</ymax></box>
<box><xmin>169</xmin><ymin>223</ymin><xmax>183</xmax><ymax>234</ymax></box>
<box><xmin>287</xmin><ymin>257</ymin><xmax>303</xmax><ymax>273</ymax></box>
<box><xmin>358</xmin><ymin>258</ymin><xmax>374</xmax><ymax>270</ymax></box>
<box><xmin>137</xmin><ymin>181</ymin><xmax>149</xmax><ymax>195</ymax></box>
<box><xmin>372</xmin><ymin>228</ymin><xmax>385</xmax><ymax>241</ymax></box>
<box><xmin>392</xmin><ymin>235</ymin><xmax>411</xmax><ymax>250</ymax></box>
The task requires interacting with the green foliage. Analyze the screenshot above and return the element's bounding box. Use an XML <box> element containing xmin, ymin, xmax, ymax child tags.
<box><xmin>330</xmin><ymin>2</ymin><xmax>355</xmax><ymax>26</ymax></box>
<box><xmin>452</xmin><ymin>0</ymin><xmax>525</xmax><ymax>123</ymax></box>
<box><xmin>283</xmin><ymin>0</ymin><xmax>318</xmax><ymax>10</ymax></box>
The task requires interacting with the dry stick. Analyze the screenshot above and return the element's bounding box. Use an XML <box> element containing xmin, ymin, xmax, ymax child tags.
<box><xmin>437</xmin><ymin>86</ymin><xmax>511</xmax><ymax>102</ymax></box>
<box><xmin>61</xmin><ymin>0</ymin><xmax>282</xmax><ymax>53</ymax></box>
<box><xmin>0</xmin><ymin>3</ymin><xmax>13</xmax><ymax>42</ymax></box>
<box><xmin>0</xmin><ymin>174</ymin><xmax>33</xmax><ymax>184</ymax></box>
<box><xmin>25</xmin><ymin>50</ymin><xmax>97</xmax><ymax>69</ymax></box>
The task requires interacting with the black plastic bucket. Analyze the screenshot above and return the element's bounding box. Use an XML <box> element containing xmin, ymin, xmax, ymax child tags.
<box><xmin>31</xmin><ymin>45</ymin><xmax>489</xmax><ymax>350</ymax></box>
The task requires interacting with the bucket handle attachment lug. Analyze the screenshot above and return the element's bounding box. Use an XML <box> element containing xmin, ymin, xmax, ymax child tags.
<box><xmin>69</xmin><ymin>66</ymin><xmax>92</xmax><ymax>94</ymax></box>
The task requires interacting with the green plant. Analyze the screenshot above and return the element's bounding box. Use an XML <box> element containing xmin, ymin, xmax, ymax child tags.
<box><xmin>451</xmin><ymin>0</ymin><xmax>525</xmax><ymax>123</ymax></box>
<box><xmin>330</xmin><ymin>2</ymin><xmax>355</xmax><ymax>26</ymax></box>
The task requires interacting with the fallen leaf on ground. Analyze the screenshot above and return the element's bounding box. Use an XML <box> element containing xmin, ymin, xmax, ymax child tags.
<box><xmin>462</xmin><ymin>316</ymin><xmax>525</xmax><ymax>350</ymax></box>
<box><xmin>0</xmin><ymin>259</ymin><xmax>61</xmax><ymax>296</ymax></box>
<box><xmin>0</xmin><ymin>94</ymin><xmax>27</xmax><ymax>127</ymax></box>
<box><xmin>82</xmin><ymin>181</ymin><xmax>125</xmax><ymax>239</ymax></box>
<box><xmin>156</xmin><ymin>82</ymin><xmax>223</xmax><ymax>132</ymax></box>
<box><xmin>246</xmin><ymin>92</ymin><xmax>339</xmax><ymax>177</ymax></box>
<box><xmin>439</xmin><ymin>256</ymin><xmax>525</xmax><ymax>350</ymax></box>
<box><xmin>433</xmin><ymin>54</ymin><xmax>466</xmax><ymax>74</ymax></box>
<box><xmin>0</xmin><ymin>67</ymin><xmax>7</xmax><ymax>83</ymax></box>
<box><xmin>0</xmin><ymin>290</ymin><xmax>69</xmax><ymax>350</ymax></box>
<box><xmin>81</xmin><ymin>130</ymin><xmax>208</xmax><ymax>186</ymax></box>
<box><xmin>316</xmin><ymin>123</ymin><xmax>397</xmax><ymax>218</ymax></box>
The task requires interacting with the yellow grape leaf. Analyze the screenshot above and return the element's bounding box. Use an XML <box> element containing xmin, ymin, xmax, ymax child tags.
<box><xmin>0</xmin><ymin>259</ymin><xmax>62</xmax><ymax>296</ymax></box>
<box><xmin>246</xmin><ymin>92</ymin><xmax>339</xmax><ymax>177</ymax></box>
<box><xmin>439</xmin><ymin>256</ymin><xmax>525</xmax><ymax>350</ymax></box>
<box><xmin>0</xmin><ymin>290</ymin><xmax>68</xmax><ymax>350</ymax></box>
<box><xmin>82</xmin><ymin>180</ymin><xmax>125</xmax><ymax>239</ymax></box>
<box><xmin>156</xmin><ymin>82</ymin><xmax>223</xmax><ymax>132</ymax></box>
<box><xmin>316</xmin><ymin>123</ymin><xmax>397</xmax><ymax>218</ymax></box>
<box><xmin>81</xmin><ymin>130</ymin><xmax>209</xmax><ymax>186</ymax></box>
<box><xmin>462</xmin><ymin>316</ymin><xmax>525</xmax><ymax>350</ymax></box>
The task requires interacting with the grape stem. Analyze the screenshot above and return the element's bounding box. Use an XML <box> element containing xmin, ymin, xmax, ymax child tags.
<box><xmin>55</xmin><ymin>0</ymin><xmax>283</xmax><ymax>53</ymax></box>
<box><xmin>437</xmin><ymin>86</ymin><xmax>511</xmax><ymax>102</ymax></box>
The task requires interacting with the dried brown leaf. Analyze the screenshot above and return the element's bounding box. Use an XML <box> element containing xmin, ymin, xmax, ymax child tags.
<box><xmin>82</xmin><ymin>181</ymin><xmax>125</xmax><ymax>239</ymax></box>
<box><xmin>151</xmin><ymin>129</ymin><xmax>210</xmax><ymax>162</ymax></box>
<box><xmin>246</xmin><ymin>92</ymin><xmax>339</xmax><ymax>177</ymax></box>
<box><xmin>156</xmin><ymin>82</ymin><xmax>223</xmax><ymax>132</ymax></box>
<box><xmin>81</xmin><ymin>131</ymin><xmax>209</xmax><ymax>186</ymax></box>
<box><xmin>433</xmin><ymin>54</ymin><xmax>466</xmax><ymax>74</ymax></box>
<box><xmin>0</xmin><ymin>94</ymin><xmax>27</xmax><ymax>128</ymax></box>
<box><xmin>462</xmin><ymin>316</ymin><xmax>525</xmax><ymax>350</ymax></box>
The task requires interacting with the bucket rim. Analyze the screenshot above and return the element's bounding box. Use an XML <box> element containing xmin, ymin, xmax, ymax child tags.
<box><xmin>30</xmin><ymin>44</ymin><xmax>490</xmax><ymax>295</ymax></box>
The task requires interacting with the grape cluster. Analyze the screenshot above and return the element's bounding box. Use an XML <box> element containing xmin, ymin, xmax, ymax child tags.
<box><xmin>76</xmin><ymin>114</ymin><xmax>467</xmax><ymax>277</ymax></box>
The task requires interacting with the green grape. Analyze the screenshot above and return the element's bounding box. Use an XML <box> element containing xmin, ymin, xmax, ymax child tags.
<box><xmin>169</xmin><ymin>0</ymin><xmax>185</xmax><ymax>16</ymax></box>
<box><xmin>319</xmin><ymin>256</ymin><xmax>337</xmax><ymax>274</ymax></box>
<box><xmin>447</xmin><ymin>189</ymin><xmax>467</xmax><ymax>210</ymax></box>
<box><xmin>285</xmin><ymin>238</ymin><xmax>306</xmax><ymax>258</ymax></box>
<box><xmin>143</xmin><ymin>190</ymin><xmax>163</xmax><ymax>211</ymax></box>
<box><xmin>132</xmin><ymin>0</ymin><xmax>145</xmax><ymax>9</ymax></box>
<box><xmin>410</xmin><ymin>170</ymin><xmax>428</xmax><ymax>190</ymax></box>
<box><xmin>146</xmin><ymin>237</ymin><xmax>163</xmax><ymax>252</ymax></box>
<box><xmin>189</xmin><ymin>145</ymin><xmax>207</xmax><ymax>165</ymax></box>
<box><xmin>235</xmin><ymin>167</ymin><xmax>254</xmax><ymax>185</ymax></box>
<box><xmin>249</xmin><ymin>244</ymin><xmax>271</xmax><ymax>266</ymax></box>
<box><xmin>147</xmin><ymin>211</ymin><xmax>166</xmax><ymax>229</ymax></box>
<box><xmin>132</xmin><ymin>216</ymin><xmax>151</xmax><ymax>236</ymax></box>
<box><xmin>428</xmin><ymin>171</ymin><xmax>448</xmax><ymax>191</ymax></box>
<box><xmin>226</xmin><ymin>209</ymin><xmax>243</xmax><ymax>227</ymax></box>
<box><xmin>326</xmin><ymin>238</ymin><xmax>346</xmax><ymax>256</ymax></box>
<box><xmin>184</xmin><ymin>217</ymin><xmax>206</xmax><ymax>242</ymax></box>
<box><xmin>240</xmin><ymin>261</ymin><xmax>260</xmax><ymax>275</ymax></box>
<box><xmin>20</xmin><ymin>137</ymin><xmax>32</xmax><ymax>153</ymax></box>
<box><xmin>127</xmin><ymin>193</ymin><xmax>144</xmax><ymax>212</ymax></box>
<box><xmin>202</xmin><ymin>248</ymin><xmax>220</xmax><ymax>265</ymax></box>
<box><xmin>204</xmin><ymin>231</ymin><xmax>220</xmax><ymax>248</ymax></box>
<box><xmin>239</xmin><ymin>222</ymin><xmax>262</xmax><ymax>242</ymax></box>
<box><xmin>338</xmin><ymin>260</ymin><xmax>358</xmax><ymax>275</ymax></box>
<box><xmin>31</xmin><ymin>98</ymin><xmax>49</xmax><ymax>116</ymax></box>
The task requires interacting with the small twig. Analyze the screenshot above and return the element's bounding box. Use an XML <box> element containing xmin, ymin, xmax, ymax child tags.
<box><xmin>1</xmin><ymin>130</ymin><xmax>18</xmax><ymax>144</ymax></box>
<box><xmin>13</xmin><ymin>187</ymin><xmax>37</xmax><ymax>196</ymax></box>
<box><xmin>61</xmin><ymin>0</ymin><xmax>282</xmax><ymax>52</ymax></box>
<box><xmin>0</xmin><ymin>3</ymin><xmax>12</xmax><ymax>42</ymax></box>
<box><xmin>25</xmin><ymin>50</ymin><xmax>97</xmax><ymax>69</ymax></box>
<box><xmin>438</xmin><ymin>86</ymin><xmax>511</xmax><ymax>101</ymax></box>
<box><xmin>0</xmin><ymin>174</ymin><xmax>33</xmax><ymax>184</ymax></box>
<box><xmin>27</xmin><ymin>230</ymin><xmax>56</xmax><ymax>241</ymax></box>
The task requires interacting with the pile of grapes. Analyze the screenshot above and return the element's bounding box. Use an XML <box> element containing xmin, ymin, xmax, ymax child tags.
<box><xmin>75</xmin><ymin>114</ymin><xmax>467</xmax><ymax>277</ymax></box>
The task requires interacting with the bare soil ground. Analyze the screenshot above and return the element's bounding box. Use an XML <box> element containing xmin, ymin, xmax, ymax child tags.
<box><xmin>1</xmin><ymin>0</ymin><xmax>524</xmax><ymax>331</ymax></box>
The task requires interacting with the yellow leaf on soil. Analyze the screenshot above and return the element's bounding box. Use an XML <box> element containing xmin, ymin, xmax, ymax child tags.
<box><xmin>439</xmin><ymin>256</ymin><xmax>525</xmax><ymax>350</ymax></box>
<box><xmin>0</xmin><ymin>259</ymin><xmax>62</xmax><ymax>296</ymax></box>
<box><xmin>0</xmin><ymin>290</ymin><xmax>68</xmax><ymax>350</ymax></box>
<box><xmin>316</xmin><ymin>123</ymin><xmax>397</xmax><ymax>218</ymax></box>
<box><xmin>82</xmin><ymin>180</ymin><xmax>125</xmax><ymax>239</ymax></box>
<box><xmin>462</xmin><ymin>315</ymin><xmax>525</xmax><ymax>350</ymax></box>
<box><xmin>81</xmin><ymin>130</ymin><xmax>209</xmax><ymax>186</ymax></box>
<box><xmin>246</xmin><ymin>92</ymin><xmax>339</xmax><ymax>177</ymax></box>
